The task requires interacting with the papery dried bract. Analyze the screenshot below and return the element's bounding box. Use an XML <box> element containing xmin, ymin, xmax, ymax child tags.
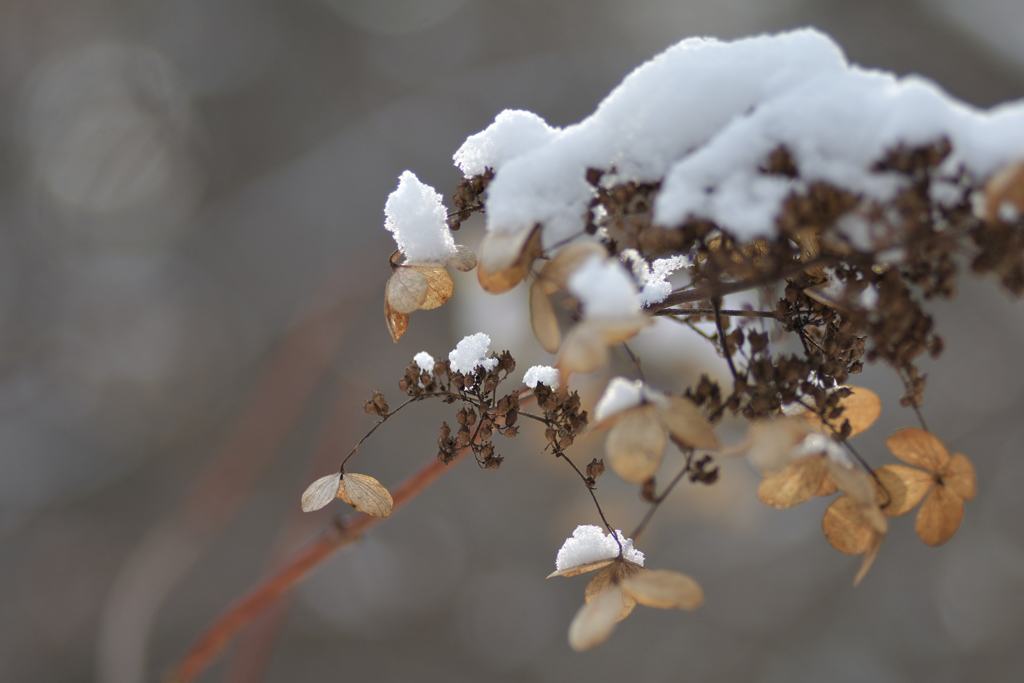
<box><xmin>477</xmin><ymin>225</ymin><xmax>543</xmax><ymax>293</ymax></box>
<box><xmin>410</xmin><ymin>266</ymin><xmax>454</xmax><ymax>310</ymax></box>
<box><xmin>737</xmin><ymin>418</ymin><xmax>813</xmax><ymax>472</ymax></box>
<box><xmin>757</xmin><ymin>454</ymin><xmax>828</xmax><ymax>509</ymax></box>
<box><xmin>300</xmin><ymin>472</ymin><xmax>342</xmax><ymax>512</ymax></box>
<box><xmin>568</xmin><ymin>585</ymin><xmax>624</xmax><ymax>652</ymax></box>
<box><xmin>619</xmin><ymin>569</ymin><xmax>705</xmax><ymax>610</ymax></box>
<box><xmin>793</xmin><ymin>386</ymin><xmax>881</xmax><ymax>438</ymax></box>
<box><xmin>447</xmin><ymin>244</ymin><xmax>478</xmax><ymax>272</ymax></box>
<box><xmin>557</xmin><ymin>316</ymin><xmax>650</xmax><ymax>376</ymax></box>
<box><xmin>337</xmin><ymin>472</ymin><xmax>394</xmax><ymax>518</ymax></box>
<box><xmin>875</xmin><ymin>464</ymin><xmax>933</xmax><ymax>516</ymax></box>
<box><xmin>584</xmin><ymin>562</ymin><xmax>642</xmax><ymax>622</ymax></box>
<box><xmin>605</xmin><ymin>406</ymin><xmax>667</xmax><ymax>483</ymax></box>
<box><xmin>822</xmin><ymin>493</ymin><xmax>886</xmax><ymax>586</ymax></box>
<box><xmin>885</xmin><ymin>427</ymin><xmax>948</xmax><ymax>472</ymax></box>
<box><xmin>384</xmin><ymin>298</ymin><xmax>410</xmax><ymax>343</ymax></box>
<box><xmin>658</xmin><ymin>395</ymin><xmax>721</xmax><ymax>451</ymax></box>
<box><xmin>385</xmin><ymin>267</ymin><xmax>430</xmax><ymax>314</ymax></box>
<box><xmin>529</xmin><ymin>278</ymin><xmax>561</xmax><ymax>353</ymax></box>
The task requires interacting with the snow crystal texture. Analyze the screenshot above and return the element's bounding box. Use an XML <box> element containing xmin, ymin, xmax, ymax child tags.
<box><xmin>449</xmin><ymin>333</ymin><xmax>499</xmax><ymax>374</ymax></box>
<box><xmin>523</xmin><ymin>365</ymin><xmax>559</xmax><ymax>389</ymax></box>
<box><xmin>567</xmin><ymin>256</ymin><xmax>640</xmax><ymax>318</ymax></box>
<box><xmin>555</xmin><ymin>525</ymin><xmax>644</xmax><ymax>571</ymax></box>
<box><xmin>384</xmin><ymin>171</ymin><xmax>457</xmax><ymax>264</ymax></box>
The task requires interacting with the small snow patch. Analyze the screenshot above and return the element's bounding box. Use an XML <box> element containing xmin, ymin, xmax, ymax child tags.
<box><xmin>567</xmin><ymin>256</ymin><xmax>640</xmax><ymax>318</ymax></box>
<box><xmin>449</xmin><ymin>333</ymin><xmax>499</xmax><ymax>375</ymax></box>
<box><xmin>555</xmin><ymin>525</ymin><xmax>644</xmax><ymax>572</ymax></box>
<box><xmin>384</xmin><ymin>171</ymin><xmax>456</xmax><ymax>264</ymax></box>
<box><xmin>414</xmin><ymin>351</ymin><xmax>435</xmax><ymax>373</ymax></box>
<box><xmin>524</xmin><ymin>365</ymin><xmax>560</xmax><ymax>389</ymax></box>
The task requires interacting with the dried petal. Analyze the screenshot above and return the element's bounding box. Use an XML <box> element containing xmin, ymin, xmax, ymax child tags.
<box><xmin>568</xmin><ymin>585</ymin><xmax>624</xmax><ymax>652</ymax></box>
<box><xmin>538</xmin><ymin>241</ymin><xmax>607</xmax><ymax>293</ymax></box>
<box><xmin>916</xmin><ymin>484</ymin><xmax>964</xmax><ymax>546</ymax></box>
<box><xmin>336</xmin><ymin>472</ymin><xmax>394</xmax><ymax>518</ymax></box>
<box><xmin>853</xmin><ymin>531</ymin><xmax>883</xmax><ymax>587</ymax></box>
<box><xmin>446</xmin><ymin>244</ymin><xmax>477</xmax><ymax>272</ymax></box>
<box><xmin>983</xmin><ymin>160</ymin><xmax>1024</xmax><ymax>224</ymax></box>
<box><xmin>385</xmin><ymin>267</ymin><xmax>429</xmax><ymax>314</ymax></box>
<box><xmin>384</xmin><ymin>298</ymin><xmax>409</xmax><ymax>343</ymax></box>
<box><xmin>605</xmin><ymin>406</ymin><xmax>667</xmax><ymax>484</ymax></box>
<box><xmin>885</xmin><ymin>427</ymin><xmax>950</xmax><ymax>473</ymax></box>
<box><xmin>822</xmin><ymin>495</ymin><xmax>876</xmax><ymax>555</ymax></box>
<box><xmin>874</xmin><ymin>464</ymin><xmax>933</xmax><ymax>516</ymax></box>
<box><xmin>410</xmin><ymin>266</ymin><xmax>454</xmax><ymax>310</ymax></box>
<box><xmin>546</xmin><ymin>558</ymin><xmax>615</xmax><ymax>579</ymax></box>
<box><xmin>300</xmin><ymin>472</ymin><xmax>342</xmax><ymax>512</ymax></box>
<box><xmin>557</xmin><ymin>321</ymin><xmax>612</xmax><ymax>375</ymax></box>
<box><xmin>477</xmin><ymin>225</ymin><xmax>543</xmax><ymax>293</ymax></box>
<box><xmin>657</xmin><ymin>395</ymin><xmax>721</xmax><ymax>451</ymax></box>
<box><xmin>737</xmin><ymin>419</ymin><xmax>813</xmax><ymax>472</ymax></box>
<box><xmin>620</xmin><ymin>569</ymin><xmax>705</xmax><ymax>610</ymax></box>
<box><xmin>814</xmin><ymin>475</ymin><xmax>838</xmax><ymax>497</ymax></box>
<box><xmin>529</xmin><ymin>278</ymin><xmax>561</xmax><ymax>353</ymax></box>
<box><xmin>796</xmin><ymin>387</ymin><xmax>881</xmax><ymax>438</ymax></box>
<box><xmin>825</xmin><ymin>461</ymin><xmax>877</xmax><ymax>509</ymax></box>
<box><xmin>943</xmin><ymin>453</ymin><xmax>976</xmax><ymax>501</ymax></box>
<box><xmin>757</xmin><ymin>455</ymin><xmax>827</xmax><ymax>508</ymax></box>
<box><xmin>584</xmin><ymin>563</ymin><xmax>639</xmax><ymax>622</ymax></box>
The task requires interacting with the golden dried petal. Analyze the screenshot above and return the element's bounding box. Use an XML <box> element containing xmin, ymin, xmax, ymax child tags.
<box><xmin>620</xmin><ymin>569</ymin><xmax>705</xmax><ymax>611</ymax></box>
<box><xmin>874</xmin><ymin>464</ymin><xmax>933</xmax><ymax>516</ymax></box>
<box><xmin>757</xmin><ymin>455</ymin><xmax>827</xmax><ymax>509</ymax></box>
<box><xmin>529</xmin><ymin>278</ymin><xmax>561</xmax><ymax>353</ymax></box>
<box><xmin>384</xmin><ymin>298</ymin><xmax>409</xmax><ymax>343</ymax></box>
<box><xmin>584</xmin><ymin>564</ymin><xmax>639</xmax><ymax>622</ymax></box>
<box><xmin>410</xmin><ymin>266</ymin><xmax>454</xmax><ymax>310</ymax></box>
<box><xmin>336</xmin><ymin>472</ymin><xmax>394</xmax><ymax>518</ymax></box>
<box><xmin>545</xmin><ymin>558</ymin><xmax>615</xmax><ymax>579</ymax></box>
<box><xmin>853</xmin><ymin>531</ymin><xmax>883</xmax><ymax>587</ymax></box>
<box><xmin>477</xmin><ymin>225</ymin><xmax>543</xmax><ymax>293</ymax></box>
<box><xmin>983</xmin><ymin>160</ymin><xmax>1024</xmax><ymax>224</ymax></box>
<box><xmin>557</xmin><ymin>321</ymin><xmax>611</xmax><ymax>376</ymax></box>
<box><xmin>300</xmin><ymin>472</ymin><xmax>342</xmax><ymax>512</ymax></box>
<box><xmin>568</xmin><ymin>585</ymin><xmax>624</xmax><ymax>652</ymax></box>
<box><xmin>915</xmin><ymin>484</ymin><xmax>964</xmax><ymax>547</ymax></box>
<box><xmin>538</xmin><ymin>241</ymin><xmax>607</xmax><ymax>293</ymax></box>
<box><xmin>822</xmin><ymin>495</ymin><xmax>875</xmax><ymax>555</ymax></box>
<box><xmin>657</xmin><ymin>395</ymin><xmax>721</xmax><ymax>451</ymax></box>
<box><xmin>885</xmin><ymin>427</ymin><xmax>950</xmax><ymax>473</ymax></box>
<box><xmin>814</xmin><ymin>474</ymin><xmax>838</xmax><ymax>497</ymax></box>
<box><xmin>796</xmin><ymin>387</ymin><xmax>882</xmax><ymax>438</ymax></box>
<box><xmin>943</xmin><ymin>453</ymin><xmax>977</xmax><ymax>501</ymax></box>
<box><xmin>385</xmin><ymin>267</ymin><xmax>429</xmax><ymax>314</ymax></box>
<box><xmin>825</xmin><ymin>460</ymin><xmax>877</xmax><ymax>509</ymax></box>
<box><xmin>445</xmin><ymin>244</ymin><xmax>477</xmax><ymax>272</ymax></box>
<box><xmin>605</xmin><ymin>406</ymin><xmax>667</xmax><ymax>484</ymax></box>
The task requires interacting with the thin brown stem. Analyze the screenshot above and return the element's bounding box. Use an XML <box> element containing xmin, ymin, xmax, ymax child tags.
<box><xmin>630</xmin><ymin>452</ymin><xmax>694</xmax><ymax>541</ymax></box>
<box><xmin>654</xmin><ymin>307</ymin><xmax>780</xmax><ymax>319</ymax></box>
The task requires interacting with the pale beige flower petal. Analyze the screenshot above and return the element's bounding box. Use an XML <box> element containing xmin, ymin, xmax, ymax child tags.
<box><xmin>545</xmin><ymin>558</ymin><xmax>615</xmax><ymax>579</ymax></box>
<box><xmin>620</xmin><ymin>569</ymin><xmax>705</xmax><ymax>610</ymax></box>
<box><xmin>529</xmin><ymin>278</ymin><xmax>561</xmax><ymax>353</ymax></box>
<box><xmin>874</xmin><ymin>464</ymin><xmax>933</xmax><ymax>516</ymax></box>
<box><xmin>410</xmin><ymin>266</ymin><xmax>455</xmax><ymax>311</ymax></box>
<box><xmin>885</xmin><ymin>427</ymin><xmax>950</xmax><ymax>473</ymax></box>
<box><xmin>557</xmin><ymin>321</ymin><xmax>612</xmax><ymax>375</ymax></box>
<box><xmin>825</xmin><ymin>460</ymin><xmax>877</xmax><ymax>510</ymax></box>
<box><xmin>568</xmin><ymin>585</ymin><xmax>625</xmax><ymax>652</ymax></box>
<box><xmin>385</xmin><ymin>267</ymin><xmax>429</xmax><ymax>314</ymax></box>
<box><xmin>445</xmin><ymin>244</ymin><xmax>478</xmax><ymax>272</ymax></box>
<box><xmin>943</xmin><ymin>453</ymin><xmax>977</xmax><ymax>502</ymax></box>
<box><xmin>596</xmin><ymin>315</ymin><xmax>651</xmax><ymax>344</ymax></box>
<box><xmin>605</xmin><ymin>406</ymin><xmax>667</xmax><ymax>483</ymax></box>
<box><xmin>814</xmin><ymin>475</ymin><xmax>838</xmax><ymax>497</ymax></box>
<box><xmin>300</xmin><ymin>472</ymin><xmax>342</xmax><ymax>512</ymax></box>
<box><xmin>853</xmin><ymin>531</ymin><xmax>883</xmax><ymax>587</ymax></box>
<box><xmin>757</xmin><ymin>455</ymin><xmax>827</xmax><ymax>509</ymax></box>
<box><xmin>657</xmin><ymin>395</ymin><xmax>721</xmax><ymax>451</ymax></box>
<box><xmin>915</xmin><ymin>484</ymin><xmax>964</xmax><ymax>547</ymax></box>
<box><xmin>384</xmin><ymin>298</ymin><xmax>409</xmax><ymax>343</ymax></box>
<box><xmin>538</xmin><ymin>241</ymin><xmax>607</xmax><ymax>293</ymax></box>
<box><xmin>584</xmin><ymin>564</ymin><xmax>638</xmax><ymax>622</ymax></box>
<box><xmin>336</xmin><ymin>472</ymin><xmax>394</xmax><ymax>518</ymax></box>
<box><xmin>477</xmin><ymin>225</ymin><xmax>543</xmax><ymax>293</ymax></box>
<box><xmin>822</xmin><ymin>495</ymin><xmax>876</xmax><ymax>555</ymax></box>
<box><xmin>736</xmin><ymin>419</ymin><xmax>813</xmax><ymax>472</ymax></box>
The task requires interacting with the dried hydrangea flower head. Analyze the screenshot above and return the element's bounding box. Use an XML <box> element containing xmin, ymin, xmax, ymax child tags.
<box><xmin>592</xmin><ymin>378</ymin><xmax>720</xmax><ymax>483</ymax></box>
<box><xmin>548</xmin><ymin>525</ymin><xmax>704</xmax><ymax>651</ymax></box>
<box><xmin>300</xmin><ymin>472</ymin><xmax>394</xmax><ymax>518</ymax></box>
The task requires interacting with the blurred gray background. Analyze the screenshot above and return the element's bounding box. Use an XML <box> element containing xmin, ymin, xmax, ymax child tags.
<box><xmin>2</xmin><ymin>1</ymin><xmax>1024</xmax><ymax>682</ymax></box>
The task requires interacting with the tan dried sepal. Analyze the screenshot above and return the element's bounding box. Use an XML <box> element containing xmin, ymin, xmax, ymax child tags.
<box><xmin>605</xmin><ymin>406</ymin><xmax>667</xmax><ymax>483</ymax></box>
<box><xmin>915</xmin><ymin>484</ymin><xmax>964</xmax><ymax>547</ymax></box>
<box><xmin>336</xmin><ymin>472</ymin><xmax>394</xmax><ymax>518</ymax></box>
<box><xmin>758</xmin><ymin>455</ymin><xmax>827</xmax><ymax>509</ymax></box>
<box><xmin>538</xmin><ymin>241</ymin><xmax>607</xmax><ymax>294</ymax></box>
<box><xmin>584</xmin><ymin>562</ymin><xmax>641</xmax><ymax>622</ymax></box>
<box><xmin>385</xmin><ymin>267</ymin><xmax>429</xmax><ymax>314</ymax></box>
<box><xmin>568</xmin><ymin>585</ymin><xmax>624</xmax><ymax>652</ymax></box>
<box><xmin>657</xmin><ymin>395</ymin><xmax>721</xmax><ymax>451</ymax></box>
<box><xmin>853</xmin><ymin>531</ymin><xmax>883</xmax><ymax>587</ymax></box>
<box><xmin>620</xmin><ymin>569</ymin><xmax>705</xmax><ymax>611</ymax></box>
<box><xmin>545</xmin><ymin>558</ymin><xmax>615</xmax><ymax>579</ymax></box>
<box><xmin>796</xmin><ymin>387</ymin><xmax>882</xmax><ymax>438</ymax></box>
<box><xmin>557</xmin><ymin>321</ymin><xmax>612</xmax><ymax>376</ymax></box>
<box><xmin>445</xmin><ymin>244</ymin><xmax>478</xmax><ymax>272</ymax></box>
<box><xmin>529</xmin><ymin>278</ymin><xmax>561</xmax><ymax>353</ymax></box>
<box><xmin>409</xmin><ymin>266</ymin><xmax>454</xmax><ymax>310</ymax></box>
<box><xmin>477</xmin><ymin>225</ymin><xmax>543</xmax><ymax>293</ymax></box>
<box><xmin>943</xmin><ymin>453</ymin><xmax>976</xmax><ymax>501</ymax></box>
<box><xmin>384</xmin><ymin>298</ymin><xmax>409</xmax><ymax>343</ymax></box>
<box><xmin>814</xmin><ymin>475</ymin><xmax>838</xmax><ymax>497</ymax></box>
<box><xmin>885</xmin><ymin>427</ymin><xmax>949</xmax><ymax>473</ymax></box>
<box><xmin>822</xmin><ymin>495</ymin><xmax>876</xmax><ymax>556</ymax></box>
<box><xmin>825</xmin><ymin>461</ymin><xmax>878</xmax><ymax>510</ymax></box>
<box><xmin>300</xmin><ymin>472</ymin><xmax>342</xmax><ymax>512</ymax></box>
<box><xmin>874</xmin><ymin>464</ymin><xmax>933</xmax><ymax>516</ymax></box>
<box><xmin>735</xmin><ymin>418</ymin><xmax>813</xmax><ymax>472</ymax></box>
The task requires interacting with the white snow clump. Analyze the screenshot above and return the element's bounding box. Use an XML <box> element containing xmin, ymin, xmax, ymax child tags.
<box><xmin>384</xmin><ymin>171</ymin><xmax>457</xmax><ymax>264</ymax></box>
<box><xmin>594</xmin><ymin>377</ymin><xmax>662</xmax><ymax>422</ymax></box>
<box><xmin>555</xmin><ymin>524</ymin><xmax>644</xmax><ymax>572</ymax></box>
<box><xmin>621</xmin><ymin>249</ymin><xmax>689</xmax><ymax>307</ymax></box>
<box><xmin>523</xmin><ymin>365</ymin><xmax>560</xmax><ymax>389</ymax></box>
<box><xmin>449</xmin><ymin>333</ymin><xmax>499</xmax><ymax>375</ymax></box>
<box><xmin>566</xmin><ymin>256</ymin><xmax>640</xmax><ymax>318</ymax></box>
<box><xmin>414</xmin><ymin>351</ymin><xmax>435</xmax><ymax>373</ymax></box>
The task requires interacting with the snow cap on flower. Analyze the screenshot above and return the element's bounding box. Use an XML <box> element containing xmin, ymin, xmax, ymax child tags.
<box><xmin>384</xmin><ymin>171</ymin><xmax>457</xmax><ymax>264</ymax></box>
<box><xmin>449</xmin><ymin>333</ymin><xmax>499</xmax><ymax>374</ymax></box>
<box><xmin>413</xmin><ymin>351</ymin><xmax>435</xmax><ymax>373</ymax></box>
<box><xmin>523</xmin><ymin>365</ymin><xmax>559</xmax><ymax>389</ymax></box>
<box><xmin>620</xmin><ymin>249</ymin><xmax>689</xmax><ymax>307</ymax></box>
<box><xmin>551</xmin><ymin>525</ymin><xmax>644</xmax><ymax>578</ymax></box>
<box><xmin>594</xmin><ymin>377</ymin><xmax>648</xmax><ymax>422</ymax></box>
<box><xmin>567</xmin><ymin>255</ymin><xmax>641</xmax><ymax>318</ymax></box>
